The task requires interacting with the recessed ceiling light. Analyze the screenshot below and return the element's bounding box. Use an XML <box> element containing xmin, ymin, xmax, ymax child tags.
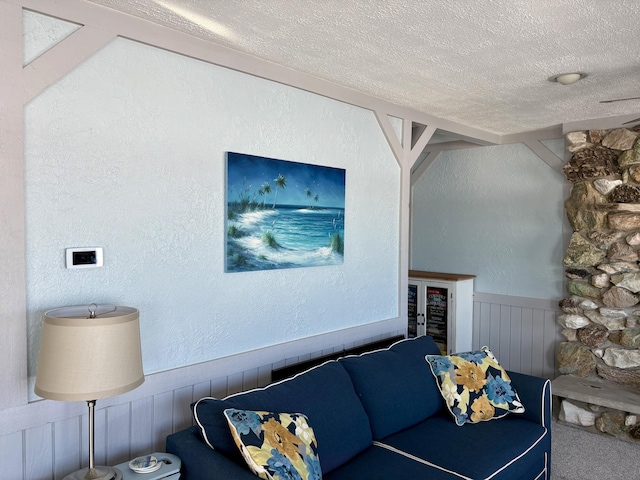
<box><xmin>549</xmin><ymin>72</ymin><xmax>586</xmax><ymax>86</ymax></box>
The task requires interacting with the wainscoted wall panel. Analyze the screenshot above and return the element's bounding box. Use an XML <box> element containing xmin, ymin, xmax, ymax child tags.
<box><xmin>1</xmin><ymin>323</ymin><xmax>404</xmax><ymax>480</ymax></box>
<box><xmin>1</xmin><ymin>294</ymin><xmax>560</xmax><ymax>479</ymax></box>
<box><xmin>130</xmin><ymin>396</ymin><xmax>154</xmax><ymax>459</ymax></box>
<box><xmin>54</xmin><ymin>416</ymin><xmax>80</xmax><ymax>479</ymax></box>
<box><xmin>473</xmin><ymin>292</ymin><xmax>560</xmax><ymax>379</ymax></box>
<box><xmin>2</xmin><ymin>430</ymin><xmax>24</xmax><ymax>480</ymax></box>
<box><xmin>26</xmin><ymin>424</ymin><xmax>52</xmax><ymax>480</ymax></box>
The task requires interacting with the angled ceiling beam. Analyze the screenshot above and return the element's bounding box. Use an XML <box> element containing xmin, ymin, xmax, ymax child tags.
<box><xmin>410</xmin><ymin>151</ymin><xmax>442</xmax><ymax>187</ymax></box>
<box><xmin>23</xmin><ymin>24</ymin><xmax>115</xmax><ymax>104</ymax></box>
<box><xmin>500</xmin><ymin>124</ymin><xmax>563</xmax><ymax>144</ymax></box>
<box><xmin>373</xmin><ymin>114</ymin><xmax>436</xmax><ymax>169</ymax></box>
<box><xmin>409</xmin><ymin>124</ymin><xmax>437</xmax><ymax>169</ymax></box>
<box><xmin>524</xmin><ymin>140</ymin><xmax>564</xmax><ymax>176</ymax></box>
<box><xmin>374</xmin><ymin>111</ymin><xmax>403</xmax><ymax>167</ymax></box>
<box><xmin>423</xmin><ymin>140</ymin><xmax>487</xmax><ymax>152</ymax></box>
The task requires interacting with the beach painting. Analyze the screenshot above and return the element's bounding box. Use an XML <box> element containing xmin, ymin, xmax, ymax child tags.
<box><xmin>225</xmin><ymin>152</ymin><xmax>346</xmax><ymax>272</ymax></box>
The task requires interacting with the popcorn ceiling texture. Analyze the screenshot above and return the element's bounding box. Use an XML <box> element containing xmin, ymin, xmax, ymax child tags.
<box><xmin>86</xmin><ymin>0</ymin><xmax>640</xmax><ymax>135</ymax></box>
<box><xmin>24</xmin><ymin>17</ymin><xmax>400</xmax><ymax>388</ymax></box>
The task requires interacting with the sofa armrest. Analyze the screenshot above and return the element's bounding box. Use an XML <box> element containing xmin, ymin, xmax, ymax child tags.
<box><xmin>166</xmin><ymin>426</ymin><xmax>257</xmax><ymax>480</ymax></box>
<box><xmin>507</xmin><ymin>370</ymin><xmax>551</xmax><ymax>429</ymax></box>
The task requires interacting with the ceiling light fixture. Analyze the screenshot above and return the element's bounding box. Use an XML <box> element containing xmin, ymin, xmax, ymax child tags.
<box><xmin>550</xmin><ymin>72</ymin><xmax>586</xmax><ymax>86</ymax></box>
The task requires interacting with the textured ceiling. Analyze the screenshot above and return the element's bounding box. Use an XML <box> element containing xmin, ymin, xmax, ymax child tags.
<box><xmin>86</xmin><ymin>0</ymin><xmax>640</xmax><ymax>136</ymax></box>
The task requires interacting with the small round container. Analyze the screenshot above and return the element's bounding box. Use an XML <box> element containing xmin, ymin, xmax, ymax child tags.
<box><xmin>129</xmin><ymin>455</ymin><xmax>162</xmax><ymax>474</ymax></box>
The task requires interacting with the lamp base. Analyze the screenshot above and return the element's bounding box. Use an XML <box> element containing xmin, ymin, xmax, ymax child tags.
<box><xmin>64</xmin><ymin>466</ymin><xmax>123</xmax><ymax>480</ymax></box>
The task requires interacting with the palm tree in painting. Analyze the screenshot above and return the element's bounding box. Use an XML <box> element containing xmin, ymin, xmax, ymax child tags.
<box><xmin>272</xmin><ymin>173</ymin><xmax>286</xmax><ymax>208</ymax></box>
<box><xmin>306</xmin><ymin>188</ymin><xmax>312</xmax><ymax>208</ymax></box>
<box><xmin>313</xmin><ymin>194</ymin><xmax>319</xmax><ymax>209</ymax></box>
<box><xmin>257</xmin><ymin>186</ymin><xmax>265</xmax><ymax>209</ymax></box>
<box><xmin>261</xmin><ymin>181</ymin><xmax>271</xmax><ymax>209</ymax></box>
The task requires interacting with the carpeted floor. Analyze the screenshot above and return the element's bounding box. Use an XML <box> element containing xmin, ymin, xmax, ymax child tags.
<box><xmin>551</xmin><ymin>421</ymin><xmax>640</xmax><ymax>480</ymax></box>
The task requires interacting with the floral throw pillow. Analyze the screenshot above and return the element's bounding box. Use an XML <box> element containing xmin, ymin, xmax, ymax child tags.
<box><xmin>223</xmin><ymin>409</ymin><xmax>322</xmax><ymax>480</ymax></box>
<box><xmin>425</xmin><ymin>347</ymin><xmax>525</xmax><ymax>426</ymax></box>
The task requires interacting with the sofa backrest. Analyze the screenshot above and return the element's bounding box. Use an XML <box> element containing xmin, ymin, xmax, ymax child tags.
<box><xmin>193</xmin><ymin>360</ymin><xmax>372</xmax><ymax>474</ymax></box>
<box><xmin>338</xmin><ymin>335</ymin><xmax>444</xmax><ymax>439</ymax></box>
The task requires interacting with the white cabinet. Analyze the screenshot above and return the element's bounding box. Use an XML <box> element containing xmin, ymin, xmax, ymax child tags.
<box><xmin>408</xmin><ymin>271</ymin><xmax>475</xmax><ymax>355</ymax></box>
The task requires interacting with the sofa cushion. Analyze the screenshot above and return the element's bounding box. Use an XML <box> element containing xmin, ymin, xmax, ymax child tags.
<box><xmin>224</xmin><ymin>409</ymin><xmax>322</xmax><ymax>480</ymax></box>
<box><xmin>377</xmin><ymin>414</ymin><xmax>548</xmax><ymax>480</ymax></box>
<box><xmin>338</xmin><ymin>335</ymin><xmax>443</xmax><ymax>439</ymax></box>
<box><xmin>323</xmin><ymin>443</ymin><xmax>462</xmax><ymax>480</ymax></box>
<box><xmin>426</xmin><ymin>347</ymin><xmax>525</xmax><ymax>426</ymax></box>
<box><xmin>194</xmin><ymin>361</ymin><xmax>372</xmax><ymax>474</ymax></box>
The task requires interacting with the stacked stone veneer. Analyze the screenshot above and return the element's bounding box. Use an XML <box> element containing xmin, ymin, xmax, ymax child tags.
<box><xmin>560</xmin><ymin>126</ymin><xmax>640</xmax><ymax>442</ymax></box>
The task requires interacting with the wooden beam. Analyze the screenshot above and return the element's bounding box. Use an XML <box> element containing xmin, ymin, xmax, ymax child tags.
<box><xmin>422</xmin><ymin>139</ymin><xmax>485</xmax><ymax>152</ymax></box>
<box><xmin>0</xmin><ymin>0</ymin><xmax>27</xmax><ymax>409</ymax></box>
<box><xmin>499</xmin><ymin>124</ymin><xmax>563</xmax><ymax>144</ymax></box>
<box><xmin>409</xmin><ymin>124</ymin><xmax>436</xmax><ymax>169</ymax></box>
<box><xmin>374</xmin><ymin>111</ymin><xmax>403</xmax><ymax>167</ymax></box>
<box><xmin>524</xmin><ymin>140</ymin><xmax>564</xmax><ymax>176</ymax></box>
<box><xmin>23</xmin><ymin>24</ymin><xmax>115</xmax><ymax>104</ymax></box>
<box><xmin>410</xmin><ymin>151</ymin><xmax>441</xmax><ymax>187</ymax></box>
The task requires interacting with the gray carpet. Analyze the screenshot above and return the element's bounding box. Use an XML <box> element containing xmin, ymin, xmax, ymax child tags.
<box><xmin>551</xmin><ymin>421</ymin><xmax>640</xmax><ymax>480</ymax></box>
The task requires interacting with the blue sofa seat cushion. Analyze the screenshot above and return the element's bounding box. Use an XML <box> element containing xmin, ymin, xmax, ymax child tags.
<box><xmin>338</xmin><ymin>336</ymin><xmax>443</xmax><ymax>439</ymax></box>
<box><xmin>193</xmin><ymin>360</ymin><xmax>372</xmax><ymax>474</ymax></box>
<box><xmin>323</xmin><ymin>443</ymin><xmax>465</xmax><ymax>480</ymax></box>
<box><xmin>378</xmin><ymin>414</ymin><xmax>549</xmax><ymax>480</ymax></box>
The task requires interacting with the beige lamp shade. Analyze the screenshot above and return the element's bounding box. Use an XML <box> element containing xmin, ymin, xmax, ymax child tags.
<box><xmin>35</xmin><ymin>305</ymin><xmax>144</xmax><ymax>401</ymax></box>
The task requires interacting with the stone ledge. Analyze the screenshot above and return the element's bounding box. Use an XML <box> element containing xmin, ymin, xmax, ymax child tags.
<box><xmin>552</xmin><ymin>375</ymin><xmax>640</xmax><ymax>415</ymax></box>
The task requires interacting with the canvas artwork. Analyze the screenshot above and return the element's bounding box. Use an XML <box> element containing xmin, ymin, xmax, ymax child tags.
<box><xmin>226</xmin><ymin>152</ymin><xmax>346</xmax><ymax>272</ymax></box>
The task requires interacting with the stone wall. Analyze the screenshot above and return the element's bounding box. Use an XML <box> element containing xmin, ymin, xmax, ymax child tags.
<box><xmin>559</xmin><ymin>125</ymin><xmax>640</xmax><ymax>442</ymax></box>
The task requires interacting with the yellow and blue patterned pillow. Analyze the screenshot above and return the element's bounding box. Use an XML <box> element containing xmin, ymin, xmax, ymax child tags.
<box><xmin>425</xmin><ymin>347</ymin><xmax>525</xmax><ymax>426</ymax></box>
<box><xmin>224</xmin><ymin>409</ymin><xmax>322</xmax><ymax>480</ymax></box>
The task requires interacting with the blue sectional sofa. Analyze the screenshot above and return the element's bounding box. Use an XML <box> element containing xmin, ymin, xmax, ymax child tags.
<box><xmin>166</xmin><ymin>336</ymin><xmax>551</xmax><ymax>480</ymax></box>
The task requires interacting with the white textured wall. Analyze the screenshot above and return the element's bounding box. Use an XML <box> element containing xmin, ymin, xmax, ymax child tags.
<box><xmin>411</xmin><ymin>140</ymin><xmax>565</xmax><ymax>300</ymax></box>
<box><xmin>24</xmin><ymin>32</ymin><xmax>399</xmax><ymax>388</ymax></box>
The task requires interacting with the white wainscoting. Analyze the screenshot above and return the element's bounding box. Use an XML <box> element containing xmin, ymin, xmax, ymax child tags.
<box><xmin>1</xmin><ymin>293</ymin><xmax>561</xmax><ymax>479</ymax></box>
<box><xmin>0</xmin><ymin>319</ymin><xmax>405</xmax><ymax>480</ymax></box>
<box><xmin>473</xmin><ymin>292</ymin><xmax>561</xmax><ymax>379</ymax></box>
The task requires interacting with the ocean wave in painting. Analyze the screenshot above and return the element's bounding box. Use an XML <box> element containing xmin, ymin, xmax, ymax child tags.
<box><xmin>226</xmin><ymin>205</ymin><xmax>344</xmax><ymax>272</ymax></box>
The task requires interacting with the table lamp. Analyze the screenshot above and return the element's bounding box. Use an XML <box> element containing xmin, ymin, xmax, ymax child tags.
<box><xmin>35</xmin><ymin>304</ymin><xmax>145</xmax><ymax>480</ymax></box>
